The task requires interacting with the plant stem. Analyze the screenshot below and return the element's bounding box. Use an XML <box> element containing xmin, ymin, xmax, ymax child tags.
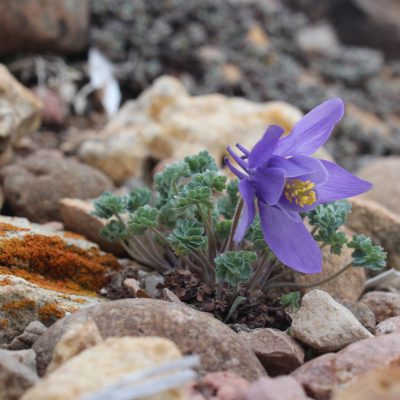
<box><xmin>192</xmin><ymin>252</ymin><xmax>212</xmax><ymax>285</ymax></box>
<box><xmin>247</xmin><ymin>250</ymin><xmax>269</xmax><ymax>291</ymax></box>
<box><xmin>264</xmin><ymin>262</ymin><xmax>353</xmax><ymax>291</ymax></box>
<box><xmin>196</xmin><ymin>205</ymin><xmax>217</xmax><ymax>262</ymax></box>
<box><xmin>225</xmin><ymin>199</ymin><xmax>243</xmax><ymax>252</ymax></box>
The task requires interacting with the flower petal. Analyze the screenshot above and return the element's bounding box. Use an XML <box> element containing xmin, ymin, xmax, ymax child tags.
<box><xmin>252</xmin><ymin>167</ymin><xmax>285</xmax><ymax>206</ymax></box>
<box><xmin>259</xmin><ymin>202</ymin><xmax>322</xmax><ymax>274</ymax></box>
<box><xmin>269</xmin><ymin>155</ymin><xmax>328</xmax><ymax>184</ymax></box>
<box><xmin>224</xmin><ymin>157</ymin><xmax>247</xmax><ymax>180</ymax></box>
<box><xmin>234</xmin><ymin>179</ymin><xmax>256</xmax><ymax>242</ymax></box>
<box><xmin>275</xmin><ymin>98</ymin><xmax>344</xmax><ymax>157</ymax></box>
<box><xmin>248</xmin><ymin>125</ymin><xmax>284</xmax><ymax>169</ymax></box>
<box><xmin>317</xmin><ymin>160</ymin><xmax>372</xmax><ymax>203</ymax></box>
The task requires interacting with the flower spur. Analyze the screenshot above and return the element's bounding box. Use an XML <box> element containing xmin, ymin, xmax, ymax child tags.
<box><xmin>225</xmin><ymin>98</ymin><xmax>371</xmax><ymax>274</ymax></box>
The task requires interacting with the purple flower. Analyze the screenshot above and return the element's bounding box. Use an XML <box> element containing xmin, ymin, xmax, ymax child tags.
<box><xmin>225</xmin><ymin>98</ymin><xmax>371</xmax><ymax>274</ymax></box>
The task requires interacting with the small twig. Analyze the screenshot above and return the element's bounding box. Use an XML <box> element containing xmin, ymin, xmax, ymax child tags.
<box><xmin>225</xmin><ymin>199</ymin><xmax>244</xmax><ymax>252</ymax></box>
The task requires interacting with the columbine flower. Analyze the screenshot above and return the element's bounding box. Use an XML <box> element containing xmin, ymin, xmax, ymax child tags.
<box><xmin>225</xmin><ymin>98</ymin><xmax>371</xmax><ymax>274</ymax></box>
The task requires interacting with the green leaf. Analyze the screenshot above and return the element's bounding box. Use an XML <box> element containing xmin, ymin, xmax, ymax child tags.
<box><xmin>218</xmin><ymin>179</ymin><xmax>239</xmax><ymax>219</ymax></box>
<box><xmin>154</xmin><ymin>161</ymin><xmax>191</xmax><ymax>203</ymax></box>
<box><xmin>168</xmin><ymin>220</ymin><xmax>207</xmax><ymax>256</ymax></box>
<box><xmin>215</xmin><ymin>251</ymin><xmax>256</xmax><ymax>286</ymax></box>
<box><xmin>184</xmin><ymin>151</ymin><xmax>218</xmax><ymax>173</ymax></box>
<box><xmin>175</xmin><ymin>186</ymin><xmax>213</xmax><ymax>209</ymax></box>
<box><xmin>128</xmin><ymin>205</ymin><xmax>160</xmax><ymax>235</ymax></box>
<box><xmin>191</xmin><ymin>170</ymin><xmax>227</xmax><ymax>192</ymax></box>
<box><xmin>100</xmin><ymin>219</ymin><xmax>129</xmax><ymax>241</ymax></box>
<box><xmin>126</xmin><ymin>188</ymin><xmax>152</xmax><ymax>212</ymax></box>
<box><xmin>215</xmin><ymin>219</ymin><xmax>232</xmax><ymax>240</ymax></box>
<box><xmin>92</xmin><ymin>192</ymin><xmax>127</xmax><ymax>219</ymax></box>
<box><xmin>348</xmin><ymin>234</ymin><xmax>387</xmax><ymax>270</ymax></box>
<box><xmin>280</xmin><ymin>291</ymin><xmax>301</xmax><ymax>312</ymax></box>
<box><xmin>246</xmin><ymin>217</ymin><xmax>268</xmax><ymax>251</ymax></box>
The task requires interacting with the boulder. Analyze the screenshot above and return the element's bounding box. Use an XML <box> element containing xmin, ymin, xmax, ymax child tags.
<box><xmin>361</xmin><ymin>291</ymin><xmax>400</xmax><ymax>323</ymax></box>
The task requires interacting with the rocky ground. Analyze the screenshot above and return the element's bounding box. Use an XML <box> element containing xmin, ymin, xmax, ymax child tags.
<box><xmin>1</xmin><ymin>0</ymin><xmax>400</xmax><ymax>399</ymax></box>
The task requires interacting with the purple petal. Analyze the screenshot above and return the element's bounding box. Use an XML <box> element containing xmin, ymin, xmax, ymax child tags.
<box><xmin>227</xmin><ymin>146</ymin><xmax>249</xmax><ymax>172</ymax></box>
<box><xmin>252</xmin><ymin>167</ymin><xmax>285</xmax><ymax>206</ymax></box>
<box><xmin>248</xmin><ymin>125</ymin><xmax>284</xmax><ymax>169</ymax></box>
<box><xmin>234</xmin><ymin>179</ymin><xmax>256</xmax><ymax>242</ymax></box>
<box><xmin>269</xmin><ymin>155</ymin><xmax>328</xmax><ymax>184</ymax></box>
<box><xmin>317</xmin><ymin>160</ymin><xmax>372</xmax><ymax>203</ymax></box>
<box><xmin>224</xmin><ymin>157</ymin><xmax>247</xmax><ymax>180</ymax></box>
<box><xmin>259</xmin><ymin>202</ymin><xmax>322</xmax><ymax>274</ymax></box>
<box><xmin>275</xmin><ymin>98</ymin><xmax>344</xmax><ymax>157</ymax></box>
<box><xmin>236</xmin><ymin>143</ymin><xmax>250</xmax><ymax>158</ymax></box>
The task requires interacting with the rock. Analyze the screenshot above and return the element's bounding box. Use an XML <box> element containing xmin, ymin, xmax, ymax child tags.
<box><xmin>292</xmin><ymin>333</ymin><xmax>400</xmax><ymax>399</ymax></box>
<box><xmin>339</xmin><ymin>300</ymin><xmax>376</xmax><ymax>333</ymax></box>
<box><xmin>245</xmin><ymin>376</ymin><xmax>311</xmax><ymax>400</ymax></box>
<box><xmin>188</xmin><ymin>372</ymin><xmax>250</xmax><ymax>400</ymax></box>
<box><xmin>0</xmin><ymin>0</ymin><xmax>89</xmax><ymax>55</ymax></box>
<box><xmin>59</xmin><ymin>198</ymin><xmax>125</xmax><ymax>256</ymax></box>
<box><xmin>238</xmin><ymin>328</ymin><xmax>304</xmax><ymax>375</ymax></box>
<box><xmin>0</xmin><ymin>215</ymin><xmax>120</xmax><ymax>293</ymax></box>
<box><xmin>376</xmin><ymin>316</ymin><xmax>400</xmax><ymax>336</ymax></box>
<box><xmin>361</xmin><ymin>291</ymin><xmax>400</xmax><ymax>323</ymax></box>
<box><xmin>0</xmin><ymin>349</ymin><xmax>38</xmax><ymax>400</ymax></box>
<box><xmin>0</xmin><ymin>275</ymin><xmax>102</xmax><ymax>346</ymax></box>
<box><xmin>47</xmin><ymin>320</ymin><xmax>103</xmax><ymax>373</ymax></box>
<box><xmin>346</xmin><ymin>197</ymin><xmax>400</xmax><ymax>268</ymax></box>
<box><xmin>78</xmin><ymin>75</ymin><xmax>303</xmax><ymax>184</ymax></box>
<box><xmin>23</xmin><ymin>337</ymin><xmax>186</xmax><ymax>400</ymax></box>
<box><xmin>8</xmin><ymin>321</ymin><xmax>47</xmax><ymax>350</ymax></box>
<box><xmin>296</xmin><ymin>23</ymin><xmax>339</xmax><ymax>55</ymax></box>
<box><xmin>0</xmin><ymin>64</ymin><xmax>42</xmax><ymax>165</ymax></box>
<box><xmin>33</xmin><ymin>299</ymin><xmax>265</xmax><ymax>379</ymax></box>
<box><xmin>291</xmin><ymin>290</ymin><xmax>373</xmax><ymax>352</ymax></box>
<box><xmin>357</xmin><ymin>157</ymin><xmax>400</xmax><ymax>215</ymax></box>
<box><xmin>293</xmin><ymin>241</ymin><xmax>366</xmax><ymax>302</ymax></box>
<box><xmin>2</xmin><ymin>150</ymin><xmax>114</xmax><ymax>223</ymax></box>
<box><xmin>332</xmin><ymin>366</ymin><xmax>400</xmax><ymax>400</ymax></box>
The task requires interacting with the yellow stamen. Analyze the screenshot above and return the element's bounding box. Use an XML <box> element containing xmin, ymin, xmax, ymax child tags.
<box><xmin>284</xmin><ymin>179</ymin><xmax>317</xmax><ymax>208</ymax></box>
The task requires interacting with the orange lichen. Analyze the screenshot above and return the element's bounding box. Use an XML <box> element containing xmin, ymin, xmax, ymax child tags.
<box><xmin>0</xmin><ymin>319</ymin><xmax>9</xmax><ymax>329</ymax></box>
<box><xmin>1</xmin><ymin>299</ymin><xmax>36</xmax><ymax>317</ymax></box>
<box><xmin>0</xmin><ymin>223</ymin><xmax>28</xmax><ymax>236</ymax></box>
<box><xmin>38</xmin><ymin>303</ymin><xmax>66</xmax><ymax>325</ymax></box>
<box><xmin>62</xmin><ymin>231</ymin><xmax>85</xmax><ymax>240</ymax></box>
<box><xmin>0</xmin><ymin>234</ymin><xmax>120</xmax><ymax>292</ymax></box>
<box><xmin>0</xmin><ymin>277</ymin><xmax>13</xmax><ymax>286</ymax></box>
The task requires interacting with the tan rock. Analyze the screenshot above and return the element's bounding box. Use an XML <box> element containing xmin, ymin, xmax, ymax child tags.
<box><xmin>357</xmin><ymin>157</ymin><xmax>400</xmax><ymax>215</ymax></box>
<box><xmin>239</xmin><ymin>328</ymin><xmax>304</xmax><ymax>375</ymax></box>
<box><xmin>59</xmin><ymin>198</ymin><xmax>125</xmax><ymax>256</ymax></box>
<box><xmin>332</xmin><ymin>367</ymin><xmax>400</xmax><ymax>400</ymax></box>
<box><xmin>339</xmin><ymin>300</ymin><xmax>376</xmax><ymax>333</ymax></box>
<box><xmin>361</xmin><ymin>291</ymin><xmax>400</xmax><ymax>323</ymax></box>
<box><xmin>293</xmin><ymin>333</ymin><xmax>400</xmax><ymax>399</ymax></box>
<box><xmin>291</xmin><ymin>290</ymin><xmax>373</xmax><ymax>352</ymax></box>
<box><xmin>22</xmin><ymin>337</ymin><xmax>186</xmax><ymax>400</ymax></box>
<box><xmin>294</xmin><ymin>241</ymin><xmax>365</xmax><ymax>301</ymax></box>
<box><xmin>47</xmin><ymin>321</ymin><xmax>103</xmax><ymax>373</ymax></box>
<box><xmin>376</xmin><ymin>316</ymin><xmax>400</xmax><ymax>336</ymax></box>
<box><xmin>0</xmin><ymin>0</ymin><xmax>89</xmax><ymax>55</ymax></box>
<box><xmin>0</xmin><ymin>64</ymin><xmax>42</xmax><ymax>164</ymax></box>
<box><xmin>0</xmin><ymin>275</ymin><xmax>102</xmax><ymax>346</ymax></box>
<box><xmin>346</xmin><ymin>197</ymin><xmax>400</xmax><ymax>268</ymax></box>
<box><xmin>79</xmin><ymin>75</ymin><xmax>303</xmax><ymax>184</ymax></box>
<box><xmin>33</xmin><ymin>299</ymin><xmax>265</xmax><ymax>379</ymax></box>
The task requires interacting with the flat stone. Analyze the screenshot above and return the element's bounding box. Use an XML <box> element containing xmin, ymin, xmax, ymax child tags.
<box><xmin>239</xmin><ymin>328</ymin><xmax>304</xmax><ymax>375</ymax></box>
<box><xmin>292</xmin><ymin>333</ymin><xmax>400</xmax><ymax>399</ymax></box>
<box><xmin>33</xmin><ymin>299</ymin><xmax>265</xmax><ymax>379</ymax></box>
<box><xmin>0</xmin><ymin>275</ymin><xmax>102</xmax><ymax>346</ymax></box>
<box><xmin>376</xmin><ymin>316</ymin><xmax>400</xmax><ymax>335</ymax></box>
<box><xmin>23</xmin><ymin>337</ymin><xmax>186</xmax><ymax>400</ymax></box>
<box><xmin>0</xmin><ymin>349</ymin><xmax>38</xmax><ymax>400</ymax></box>
<box><xmin>0</xmin><ymin>0</ymin><xmax>89</xmax><ymax>55</ymax></box>
<box><xmin>361</xmin><ymin>291</ymin><xmax>400</xmax><ymax>323</ymax></box>
<box><xmin>2</xmin><ymin>150</ymin><xmax>114</xmax><ymax>223</ymax></box>
<box><xmin>291</xmin><ymin>290</ymin><xmax>372</xmax><ymax>352</ymax></box>
<box><xmin>47</xmin><ymin>320</ymin><xmax>103</xmax><ymax>373</ymax></box>
<box><xmin>347</xmin><ymin>197</ymin><xmax>400</xmax><ymax>267</ymax></box>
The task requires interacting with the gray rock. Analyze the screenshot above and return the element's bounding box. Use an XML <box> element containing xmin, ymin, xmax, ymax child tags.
<box><xmin>291</xmin><ymin>290</ymin><xmax>373</xmax><ymax>352</ymax></box>
<box><xmin>8</xmin><ymin>321</ymin><xmax>47</xmax><ymax>350</ymax></box>
<box><xmin>376</xmin><ymin>316</ymin><xmax>400</xmax><ymax>336</ymax></box>
<box><xmin>33</xmin><ymin>299</ymin><xmax>265</xmax><ymax>380</ymax></box>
